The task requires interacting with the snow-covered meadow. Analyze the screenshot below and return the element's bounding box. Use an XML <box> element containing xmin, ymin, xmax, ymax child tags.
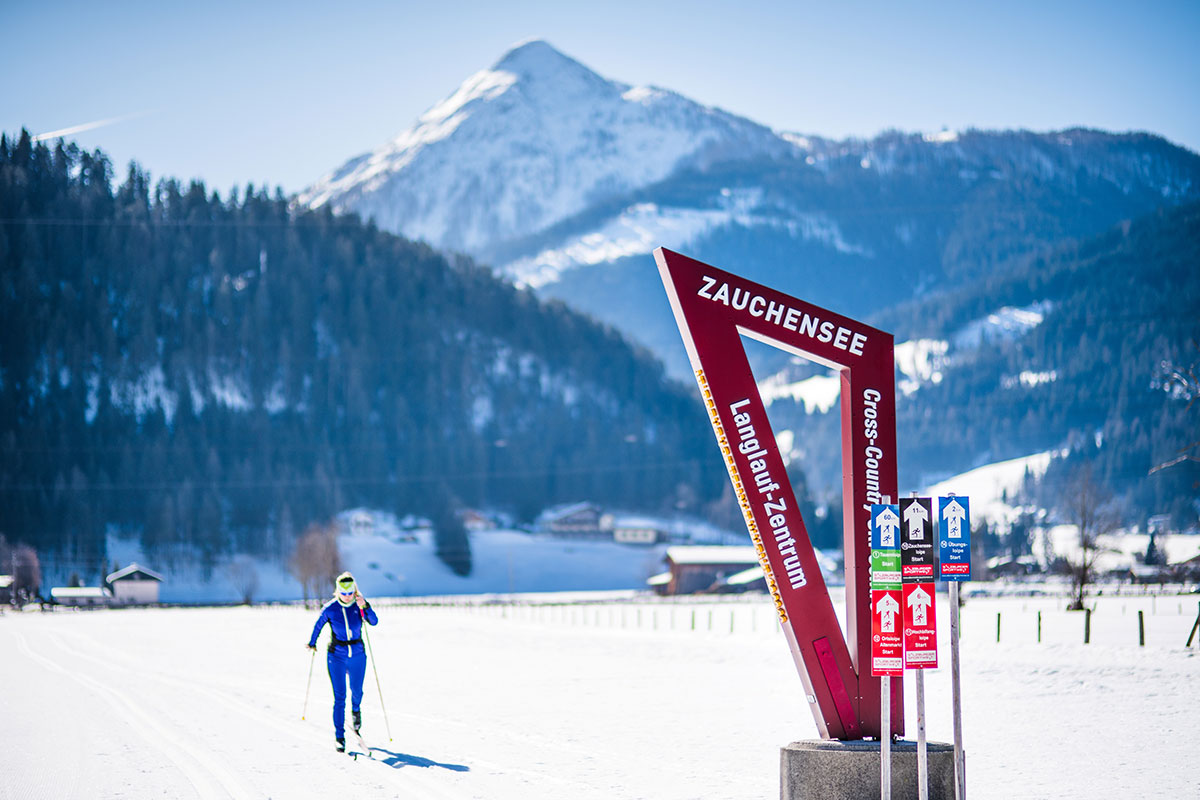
<box><xmin>3</xmin><ymin>588</ymin><xmax>1197</xmax><ymax>799</ymax></box>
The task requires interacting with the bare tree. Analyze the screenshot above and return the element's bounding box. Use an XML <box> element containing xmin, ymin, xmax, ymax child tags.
<box><xmin>3</xmin><ymin>543</ymin><xmax>42</xmax><ymax>607</ymax></box>
<box><xmin>1060</xmin><ymin>465</ymin><xmax>1119</xmax><ymax>611</ymax></box>
<box><xmin>1152</xmin><ymin>346</ymin><xmax>1199</xmax><ymax>473</ymax></box>
<box><xmin>226</xmin><ymin>555</ymin><xmax>260</xmax><ymax>605</ymax></box>
<box><xmin>289</xmin><ymin>522</ymin><xmax>342</xmax><ymax>608</ymax></box>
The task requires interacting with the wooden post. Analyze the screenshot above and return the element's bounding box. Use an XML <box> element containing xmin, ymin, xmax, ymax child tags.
<box><xmin>1138</xmin><ymin>610</ymin><xmax>1145</xmax><ymax>646</ymax></box>
<box><xmin>996</xmin><ymin>611</ymin><xmax>1001</xmax><ymax>643</ymax></box>
<box><xmin>1084</xmin><ymin>607</ymin><xmax>1092</xmax><ymax>644</ymax></box>
<box><xmin>1037</xmin><ymin>610</ymin><xmax>1042</xmax><ymax>643</ymax></box>
<box><xmin>1187</xmin><ymin>603</ymin><xmax>1200</xmax><ymax>648</ymax></box>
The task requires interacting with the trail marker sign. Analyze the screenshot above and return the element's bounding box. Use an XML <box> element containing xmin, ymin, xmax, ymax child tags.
<box><xmin>870</xmin><ymin>504</ymin><xmax>903</xmax><ymax>677</ymax></box>
<box><xmin>899</xmin><ymin>497</ymin><xmax>935</xmax><ymax>583</ymax></box>
<box><xmin>903</xmin><ymin>583</ymin><xmax>939</xmax><ymax>668</ymax></box>
<box><xmin>938</xmin><ymin>496</ymin><xmax>972</xmax><ymax>581</ymax></box>
<box><xmin>656</xmin><ymin>247</ymin><xmax>902</xmax><ymax>740</ymax></box>
<box><xmin>899</xmin><ymin>497</ymin><xmax>938</xmax><ymax>669</ymax></box>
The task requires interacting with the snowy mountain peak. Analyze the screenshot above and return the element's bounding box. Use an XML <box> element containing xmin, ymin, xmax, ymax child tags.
<box><xmin>298</xmin><ymin>41</ymin><xmax>790</xmax><ymax>256</ymax></box>
<box><xmin>493</xmin><ymin>39</ymin><xmax>599</xmax><ymax>82</ymax></box>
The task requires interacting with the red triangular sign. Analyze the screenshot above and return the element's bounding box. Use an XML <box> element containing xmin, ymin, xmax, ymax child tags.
<box><xmin>655</xmin><ymin>247</ymin><xmax>901</xmax><ymax>739</ymax></box>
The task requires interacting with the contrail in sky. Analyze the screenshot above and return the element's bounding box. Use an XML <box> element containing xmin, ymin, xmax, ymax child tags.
<box><xmin>32</xmin><ymin>111</ymin><xmax>152</xmax><ymax>141</ymax></box>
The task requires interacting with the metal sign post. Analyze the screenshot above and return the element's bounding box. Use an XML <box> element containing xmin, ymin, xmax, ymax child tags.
<box><xmin>882</xmin><ymin>675</ymin><xmax>891</xmax><ymax>800</ymax></box>
<box><xmin>939</xmin><ymin>495</ymin><xmax>972</xmax><ymax>800</ymax></box>
<box><xmin>916</xmin><ymin>669</ymin><xmax>928</xmax><ymax>800</ymax></box>
<box><xmin>949</xmin><ymin>582</ymin><xmax>963</xmax><ymax>800</ymax></box>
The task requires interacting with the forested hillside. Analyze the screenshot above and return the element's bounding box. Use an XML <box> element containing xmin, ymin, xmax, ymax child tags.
<box><xmin>902</xmin><ymin>200</ymin><xmax>1195</xmax><ymax>522</ymax></box>
<box><xmin>889</xmin><ymin>202</ymin><xmax>1200</xmax><ymax>524</ymax></box>
<box><xmin>752</xmin><ymin>202</ymin><xmax>1199</xmax><ymax>534</ymax></box>
<box><xmin>504</xmin><ymin>128</ymin><xmax>1200</xmax><ymax>379</ymax></box>
<box><xmin>0</xmin><ymin>131</ymin><xmax>726</xmax><ymax>571</ymax></box>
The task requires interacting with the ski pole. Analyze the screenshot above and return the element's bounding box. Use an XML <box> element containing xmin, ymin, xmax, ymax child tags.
<box><xmin>361</xmin><ymin>606</ymin><xmax>393</xmax><ymax>741</ymax></box>
<box><xmin>301</xmin><ymin>645</ymin><xmax>316</xmax><ymax>720</ymax></box>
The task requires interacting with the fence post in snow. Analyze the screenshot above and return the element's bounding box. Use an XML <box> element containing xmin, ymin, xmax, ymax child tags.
<box><xmin>1185</xmin><ymin>603</ymin><xmax>1199</xmax><ymax>648</ymax></box>
<box><xmin>1037</xmin><ymin>611</ymin><xmax>1042</xmax><ymax>643</ymax></box>
<box><xmin>1084</xmin><ymin>608</ymin><xmax>1092</xmax><ymax>644</ymax></box>
<box><xmin>996</xmin><ymin>612</ymin><xmax>1001</xmax><ymax>643</ymax></box>
<box><xmin>1138</xmin><ymin>610</ymin><xmax>1145</xmax><ymax>646</ymax></box>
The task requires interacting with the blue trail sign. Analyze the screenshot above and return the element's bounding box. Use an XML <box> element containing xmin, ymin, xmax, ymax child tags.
<box><xmin>938</xmin><ymin>495</ymin><xmax>971</xmax><ymax>581</ymax></box>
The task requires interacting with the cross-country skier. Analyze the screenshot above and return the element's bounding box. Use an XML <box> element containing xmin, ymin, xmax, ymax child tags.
<box><xmin>306</xmin><ymin>571</ymin><xmax>379</xmax><ymax>752</ymax></box>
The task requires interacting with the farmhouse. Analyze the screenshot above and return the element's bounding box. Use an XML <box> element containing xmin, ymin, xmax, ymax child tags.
<box><xmin>106</xmin><ymin>563</ymin><xmax>165</xmax><ymax>604</ymax></box>
<box><xmin>50</xmin><ymin>586</ymin><xmax>113</xmax><ymax>607</ymax></box>
<box><xmin>537</xmin><ymin>502</ymin><xmax>605</xmax><ymax>539</ymax></box>
<box><xmin>650</xmin><ymin>546</ymin><xmax>762</xmax><ymax>595</ymax></box>
<box><xmin>601</xmin><ymin>514</ymin><xmax>666</xmax><ymax>545</ymax></box>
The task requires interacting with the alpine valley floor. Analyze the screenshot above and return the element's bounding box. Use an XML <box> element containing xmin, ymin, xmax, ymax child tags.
<box><xmin>1</xmin><ymin>590</ymin><xmax>1197</xmax><ymax>799</ymax></box>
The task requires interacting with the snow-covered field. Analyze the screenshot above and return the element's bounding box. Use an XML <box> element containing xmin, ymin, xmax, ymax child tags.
<box><xmin>97</xmin><ymin>527</ymin><xmax>683</xmax><ymax>605</ymax></box>
<box><xmin>3</xmin><ymin>589</ymin><xmax>1198</xmax><ymax>799</ymax></box>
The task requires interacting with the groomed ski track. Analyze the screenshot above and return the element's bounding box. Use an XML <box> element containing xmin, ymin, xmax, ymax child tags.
<box><xmin>2</xmin><ymin>596</ymin><xmax>1197</xmax><ymax>799</ymax></box>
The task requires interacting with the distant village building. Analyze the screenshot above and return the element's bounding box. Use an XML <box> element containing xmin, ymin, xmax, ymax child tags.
<box><xmin>650</xmin><ymin>546</ymin><xmax>762</xmax><ymax>595</ymax></box>
<box><xmin>106</xmin><ymin>563</ymin><xmax>165</xmax><ymax>604</ymax></box>
<box><xmin>538</xmin><ymin>502</ymin><xmax>606</xmax><ymax>540</ymax></box>
<box><xmin>347</xmin><ymin>510</ymin><xmax>375</xmax><ymax>532</ymax></box>
<box><xmin>718</xmin><ymin>565</ymin><xmax>768</xmax><ymax>593</ymax></box>
<box><xmin>459</xmin><ymin>510</ymin><xmax>494</xmax><ymax>532</ymax></box>
<box><xmin>601</xmin><ymin>514</ymin><xmax>665</xmax><ymax>545</ymax></box>
<box><xmin>50</xmin><ymin>586</ymin><xmax>113</xmax><ymax>607</ymax></box>
<box><xmin>1172</xmin><ymin>552</ymin><xmax>1200</xmax><ymax>582</ymax></box>
<box><xmin>0</xmin><ymin>575</ymin><xmax>12</xmax><ymax>605</ymax></box>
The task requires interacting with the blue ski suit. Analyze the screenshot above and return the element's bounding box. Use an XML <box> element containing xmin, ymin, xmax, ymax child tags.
<box><xmin>308</xmin><ymin>598</ymin><xmax>379</xmax><ymax>739</ymax></box>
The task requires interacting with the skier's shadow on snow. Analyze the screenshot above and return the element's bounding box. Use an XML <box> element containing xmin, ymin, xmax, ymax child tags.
<box><xmin>371</xmin><ymin>748</ymin><xmax>470</xmax><ymax>772</ymax></box>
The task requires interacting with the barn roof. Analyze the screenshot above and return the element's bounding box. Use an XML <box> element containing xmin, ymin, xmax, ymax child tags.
<box><xmin>646</xmin><ymin>571</ymin><xmax>672</xmax><ymax>586</ymax></box>
<box><xmin>666</xmin><ymin>546</ymin><xmax>759</xmax><ymax>566</ymax></box>
<box><xmin>51</xmin><ymin>586</ymin><xmax>113</xmax><ymax>599</ymax></box>
<box><xmin>106</xmin><ymin>563</ymin><xmax>164</xmax><ymax>583</ymax></box>
<box><xmin>724</xmin><ymin>566</ymin><xmax>766</xmax><ymax>586</ymax></box>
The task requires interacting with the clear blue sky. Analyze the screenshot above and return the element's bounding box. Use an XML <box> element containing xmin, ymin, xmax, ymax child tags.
<box><xmin>4</xmin><ymin>0</ymin><xmax>1198</xmax><ymax>195</ymax></box>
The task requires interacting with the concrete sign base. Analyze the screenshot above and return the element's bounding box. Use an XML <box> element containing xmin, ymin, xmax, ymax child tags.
<box><xmin>781</xmin><ymin>739</ymin><xmax>956</xmax><ymax>800</ymax></box>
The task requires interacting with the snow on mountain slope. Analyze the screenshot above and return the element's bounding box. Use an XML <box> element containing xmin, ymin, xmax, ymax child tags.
<box><xmin>758</xmin><ymin>371</ymin><xmax>841</xmax><ymax>414</ymax></box>
<box><xmin>298</xmin><ymin>40</ymin><xmax>790</xmax><ymax>256</ymax></box>
<box><xmin>923</xmin><ymin>450</ymin><xmax>1057</xmax><ymax>529</ymax></box>
<box><xmin>503</xmin><ymin>188</ymin><xmax>867</xmax><ymax>289</ymax></box>
<box><xmin>100</xmin><ymin>527</ymin><xmax>671</xmax><ymax>604</ymax></box>
<box><xmin>753</xmin><ymin>301</ymin><xmax>1052</xmax><ymax>415</ymax></box>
